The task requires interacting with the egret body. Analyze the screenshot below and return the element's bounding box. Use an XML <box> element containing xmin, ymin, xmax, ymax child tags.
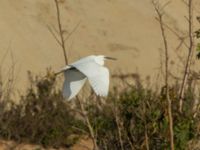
<box><xmin>57</xmin><ymin>55</ymin><xmax>116</xmax><ymax>100</ymax></box>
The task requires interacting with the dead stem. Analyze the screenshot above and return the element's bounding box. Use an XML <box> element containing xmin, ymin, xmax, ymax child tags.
<box><xmin>179</xmin><ymin>0</ymin><xmax>194</xmax><ymax>113</ymax></box>
<box><xmin>153</xmin><ymin>1</ymin><xmax>175</xmax><ymax>149</ymax></box>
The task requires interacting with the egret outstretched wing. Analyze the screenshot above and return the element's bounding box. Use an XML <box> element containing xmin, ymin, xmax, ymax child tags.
<box><xmin>71</xmin><ymin>62</ymin><xmax>110</xmax><ymax>97</ymax></box>
<box><xmin>88</xmin><ymin>67</ymin><xmax>109</xmax><ymax>96</ymax></box>
<box><xmin>63</xmin><ymin>68</ymin><xmax>87</xmax><ymax>100</ymax></box>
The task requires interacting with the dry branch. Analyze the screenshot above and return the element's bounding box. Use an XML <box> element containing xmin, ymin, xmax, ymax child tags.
<box><xmin>52</xmin><ymin>1</ymin><xmax>98</xmax><ymax>149</ymax></box>
<box><xmin>54</xmin><ymin>0</ymin><xmax>68</xmax><ymax>65</ymax></box>
<box><xmin>113</xmin><ymin>104</ymin><xmax>124</xmax><ymax>150</ymax></box>
<box><xmin>153</xmin><ymin>1</ymin><xmax>175</xmax><ymax>149</ymax></box>
<box><xmin>47</xmin><ymin>24</ymin><xmax>62</xmax><ymax>47</ymax></box>
<box><xmin>179</xmin><ymin>0</ymin><xmax>194</xmax><ymax>113</ymax></box>
<box><xmin>77</xmin><ymin>97</ymin><xmax>99</xmax><ymax>150</ymax></box>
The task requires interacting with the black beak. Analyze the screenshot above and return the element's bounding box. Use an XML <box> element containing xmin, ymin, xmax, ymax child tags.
<box><xmin>105</xmin><ymin>56</ymin><xmax>117</xmax><ymax>60</ymax></box>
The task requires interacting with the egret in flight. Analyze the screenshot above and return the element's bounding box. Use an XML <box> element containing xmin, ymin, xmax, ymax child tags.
<box><xmin>56</xmin><ymin>55</ymin><xmax>116</xmax><ymax>100</ymax></box>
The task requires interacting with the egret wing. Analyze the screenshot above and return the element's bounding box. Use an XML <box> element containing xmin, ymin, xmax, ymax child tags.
<box><xmin>69</xmin><ymin>55</ymin><xmax>95</xmax><ymax>67</ymax></box>
<box><xmin>88</xmin><ymin>66</ymin><xmax>109</xmax><ymax>96</ymax></box>
<box><xmin>63</xmin><ymin>68</ymin><xmax>87</xmax><ymax>100</ymax></box>
<box><xmin>71</xmin><ymin>62</ymin><xmax>110</xmax><ymax>97</ymax></box>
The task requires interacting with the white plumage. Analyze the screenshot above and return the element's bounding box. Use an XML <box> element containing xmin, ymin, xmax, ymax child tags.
<box><xmin>63</xmin><ymin>69</ymin><xmax>87</xmax><ymax>100</ymax></box>
<box><xmin>58</xmin><ymin>55</ymin><xmax>116</xmax><ymax>100</ymax></box>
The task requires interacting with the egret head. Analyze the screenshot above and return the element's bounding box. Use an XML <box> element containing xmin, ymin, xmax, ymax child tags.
<box><xmin>95</xmin><ymin>55</ymin><xmax>116</xmax><ymax>66</ymax></box>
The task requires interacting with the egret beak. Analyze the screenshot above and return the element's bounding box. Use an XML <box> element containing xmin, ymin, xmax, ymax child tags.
<box><xmin>105</xmin><ymin>56</ymin><xmax>117</xmax><ymax>60</ymax></box>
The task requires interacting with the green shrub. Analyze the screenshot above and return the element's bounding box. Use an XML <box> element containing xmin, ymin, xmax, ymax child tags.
<box><xmin>0</xmin><ymin>70</ymin><xmax>199</xmax><ymax>149</ymax></box>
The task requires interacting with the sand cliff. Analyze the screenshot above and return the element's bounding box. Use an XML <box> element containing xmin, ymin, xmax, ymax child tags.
<box><xmin>0</xmin><ymin>0</ymin><xmax>199</xmax><ymax>92</ymax></box>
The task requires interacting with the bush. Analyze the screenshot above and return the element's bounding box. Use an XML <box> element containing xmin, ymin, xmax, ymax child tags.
<box><xmin>0</xmin><ymin>70</ymin><xmax>84</xmax><ymax>148</ymax></box>
<box><xmin>86</xmin><ymin>81</ymin><xmax>200</xmax><ymax>150</ymax></box>
<box><xmin>0</xmin><ymin>71</ymin><xmax>199</xmax><ymax>149</ymax></box>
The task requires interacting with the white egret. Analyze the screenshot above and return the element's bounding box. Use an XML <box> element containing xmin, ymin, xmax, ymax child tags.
<box><xmin>56</xmin><ymin>55</ymin><xmax>116</xmax><ymax>100</ymax></box>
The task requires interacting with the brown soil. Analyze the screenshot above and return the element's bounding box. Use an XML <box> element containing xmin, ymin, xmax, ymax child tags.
<box><xmin>0</xmin><ymin>138</ymin><xmax>93</xmax><ymax>150</ymax></box>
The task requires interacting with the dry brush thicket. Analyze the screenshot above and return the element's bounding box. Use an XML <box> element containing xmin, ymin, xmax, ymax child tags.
<box><xmin>0</xmin><ymin>70</ymin><xmax>199</xmax><ymax>149</ymax></box>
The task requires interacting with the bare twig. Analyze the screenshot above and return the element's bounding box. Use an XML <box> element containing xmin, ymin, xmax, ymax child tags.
<box><xmin>153</xmin><ymin>1</ymin><xmax>175</xmax><ymax>149</ymax></box>
<box><xmin>54</xmin><ymin>0</ymin><xmax>68</xmax><ymax>65</ymax></box>
<box><xmin>47</xmin><ymin>25</ymin><xmax>62</xmax><ymax>47</ymax></box>
<box><xmin>179</xmin><ymin>0</ymin><xmax>194</xmax><ymax>113</ymax></box>
<box><xmin>126</xmin><ymin>135</ymin><xmax>135</xmax><ymax>150</ymax></box>
<box><xmin>52</xmin><ymin>1</ymin><xmax>98</xmax><ymax>149</ymax></box>
<box><xmin>160</xmin><ymin>21</ymin><xmax>189</xmax><ymax>48</ymax></box>
<box><xmin>64</xmin><ymin>21</ymin><xmax>81</xmax><ymax>42</ymax></box>
<box><xmin>113</xmin><ymin>104</ymin><xmax>124</xmax><ymax>150</ymax></box>
<box><xmin>51</xmin><ymin>1</ymin><xmax>98</xmax><ymax>149</ymax></box>
<box><xmin>143</xmin><ymin>102</ymin><xmax>149</xmax><ymax>150</ymax></box>
<box><xmin>77</xmin><ymin>97</ymin><xmax>99</xmax><ymax>150</ymax></box>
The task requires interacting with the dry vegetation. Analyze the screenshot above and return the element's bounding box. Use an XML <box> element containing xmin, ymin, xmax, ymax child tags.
<box><xmin>0</xmin><ymin>70</ymin><xmax>199</xmax><ymax>149</ymax></box>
